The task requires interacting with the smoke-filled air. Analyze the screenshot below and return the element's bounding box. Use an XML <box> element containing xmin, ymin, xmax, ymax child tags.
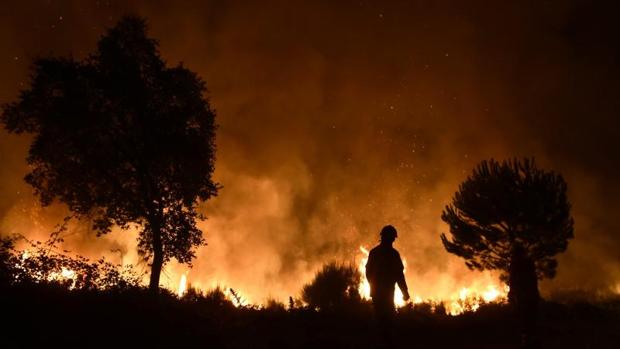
<box><xmin>1</xmin><ymin>1</ymin><xmax>619</xmax><ymax>309</ymax></box>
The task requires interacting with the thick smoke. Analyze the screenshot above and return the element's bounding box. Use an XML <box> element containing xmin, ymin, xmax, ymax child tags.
<box><xmin>1</xmin><ymin>1</ymin><xmax>618</xmax><ymax>302</ymax></box>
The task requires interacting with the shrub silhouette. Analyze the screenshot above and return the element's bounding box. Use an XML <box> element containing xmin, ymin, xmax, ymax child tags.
<box><xmin>0</xmin><ymin>236</ymin><xmax>17</xmax><ymax>285</ymax></box>
<box><xmin>0</xmin><ymin>232</ymin><xmax>141</xmax><ymax>291</ymax></box>
<box><xmin>180</xmin><ymin>285</ymin><xmax>236</xmax><ymax>314</ymax></box>
<box><xmin>264</xmin><ymin>298</ymin><xmax>287</xmax><ymax>312</ymax></box>
<box><xmin>302</xmin><ymin>262</ymin><xmax>361</xmax><ymax>311</ymax></box>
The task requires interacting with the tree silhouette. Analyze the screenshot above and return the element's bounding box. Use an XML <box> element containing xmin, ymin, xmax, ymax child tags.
<box><xmin>440</xmin><ymin>158</ymin><xmax>573</xmax><ymax>291</ymax></box>
<box><xmin>1</xmin><ymin>16</ymin><xmax>218</xmax><ymax>292</ymax></box>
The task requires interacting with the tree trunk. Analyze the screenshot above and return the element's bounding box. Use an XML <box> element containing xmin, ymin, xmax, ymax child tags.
<box><xmin>148</xmin><ymin>221</ymin><xmax>164</xmax><ymax>293</ymax></box>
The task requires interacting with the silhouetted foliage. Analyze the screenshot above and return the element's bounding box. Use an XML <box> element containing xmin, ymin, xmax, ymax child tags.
<box><xmin>0</xmin><ymin>232</ymin><xmax>141</xmax><ymax>290</ymax></box>
<box><xmin>302</xmin><ymin>262</ymin><xmax>362</xmax><ymax>311</ymax></box>
<box><xmin>180</xmin><ymin>285</ymin><xmax>236</xmax><ymax>314</ymax></box>
<box><xmin>1</xmin><ymin>263</ymin><xmax>617</xmax><ymax>348</ymax></box>
<box><xmin>0</xmin><ymin>16</ymin><xmax>218</xmax><ymax>292</ymax></box>
<box><xmin>0</xmin><ymin>236</ymin><xmax>17</xmax><ymax>285</ymax></box>
<box><xmin>440</xmin><ymin>158</ymin><xmax>574</xmax><ymax>282</ymax></box>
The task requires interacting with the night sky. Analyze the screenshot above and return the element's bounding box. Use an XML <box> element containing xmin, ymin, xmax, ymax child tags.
<box><xmin>1</xmin><ymin>1</ymin><xmax>619</xmax><ymax>301</ymax></box>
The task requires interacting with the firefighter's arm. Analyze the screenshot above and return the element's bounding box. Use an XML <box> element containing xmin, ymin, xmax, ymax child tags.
<box><xmin>396</xmin><ymin>257</ymin><xmax>410</xmax><ymax>301</ymax></box>
<box><xmin>397</xmin><ymin>275</ymin><xmax>410</xmax><ymax>301</ymax></box>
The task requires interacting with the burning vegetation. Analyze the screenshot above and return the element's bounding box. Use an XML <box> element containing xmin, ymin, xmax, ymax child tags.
<box><xmin>0</xmin><ymin>232</ymin><xmax>508</xmax><ymax>316</ymax></box>
<box><xmin>0</xmin><ymin>15</ymin><xmax>525</xmax><ymax>314</ymax></box>
<box><xmin>1</xmin><ymin>11</ymin><xmax>620</xmax><ymax>348</ymax></box>
<box><xmin>0</xmin><ymin>232</ymin><xmax>141</xmax><ymax>291</ymax></box>
<box><xmin>2</xmin><ymin>232</ymin><xmax>619</xmax><ymax>348</ymax></box>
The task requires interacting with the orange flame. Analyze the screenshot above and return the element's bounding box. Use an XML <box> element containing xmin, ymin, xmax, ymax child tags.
<box><xmin>178</xmin><ymin>273</ymin><xmax>188</xmax><ymax>298</ymax></box>
<box><xmin>16</xmin><ymin>250</ymin><xmax>78</xmax><ymax>289</ymax></box>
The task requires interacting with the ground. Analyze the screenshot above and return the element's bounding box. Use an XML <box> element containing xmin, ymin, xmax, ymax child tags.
<box><xmin>2</xmin><ymin>283</ymin><xmax>618</xmax><ymax>349</ymax></box>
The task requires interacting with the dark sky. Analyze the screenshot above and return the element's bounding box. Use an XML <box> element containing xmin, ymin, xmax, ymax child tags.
<box><xmin>1</xmin><ymin>0</ymin><xmax>619</xmax><ymax>300</ymax></box>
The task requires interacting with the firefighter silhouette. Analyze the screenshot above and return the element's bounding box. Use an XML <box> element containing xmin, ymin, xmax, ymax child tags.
<box><xmin>365</xmin><ymin>225</ymin><xmax>410</xmax><ymax>319</ymax></box>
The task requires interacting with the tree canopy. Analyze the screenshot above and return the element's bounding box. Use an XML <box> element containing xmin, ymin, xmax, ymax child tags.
<box><xmin>440</xmin><ymin>158</ymin><xmax>573</xmax><ymax>280</ymax></box>
<box><xmin>1</xmin><ymin>16</ymin><xmax>218</xmax><ymax>291</ymax></box>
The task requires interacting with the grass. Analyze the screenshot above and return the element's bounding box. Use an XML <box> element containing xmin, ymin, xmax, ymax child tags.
<box><xmin>1</xmin><ymin>281</ymin><xmax>619</xmax><ymax>348</ymax></box>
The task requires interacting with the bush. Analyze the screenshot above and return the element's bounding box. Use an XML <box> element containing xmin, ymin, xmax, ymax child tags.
<box><xmin>301</xmin><ymin>262</ymin><xmax>362</xmax><ymax>311</ymax></box>
<box><xmin>0</xmin><ymin>232</ymin><xmax>141</xmax><ymax>291</ymax></box>
<box><xmin>182</xmin><ymin>286</ymin><xmax>235</xmax><ymax>308</ymax></box>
